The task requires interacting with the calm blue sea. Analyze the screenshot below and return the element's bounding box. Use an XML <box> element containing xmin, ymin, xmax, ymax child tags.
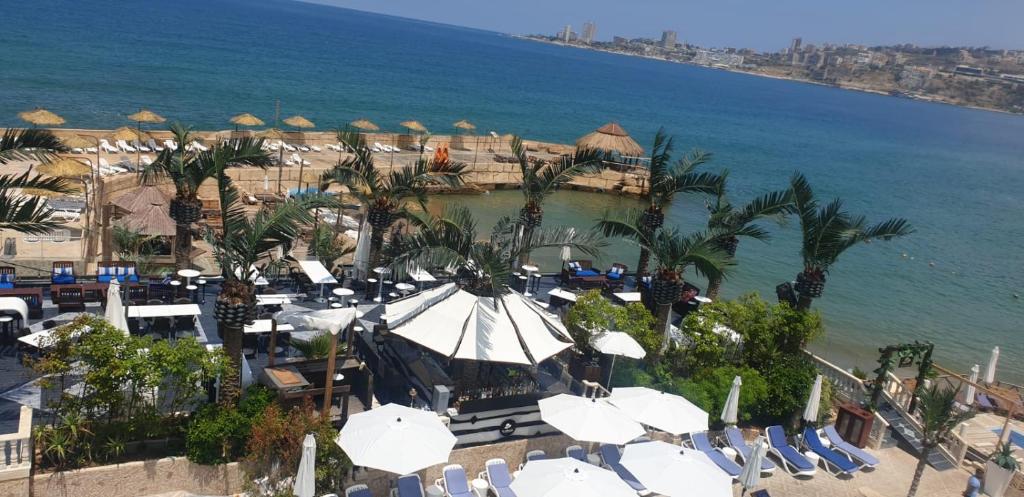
<box><xmin>2</xmin><ymin>0</ymin><xmax>1023</xmax><ymax>380</ymax></box>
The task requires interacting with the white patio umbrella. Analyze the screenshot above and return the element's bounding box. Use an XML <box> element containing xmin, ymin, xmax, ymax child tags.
<box><xmin>293</xmin><ymin>433</ymin><xmax>316</xmax><ymax>497</ymax></box>
<box><xmin>721</xmin><ymin>375</ymin><xmax>742</xmax><ymax>426</ymax></box>
<box><xmin>738</xmin><ymin>436</ymin><xmax>769</xmax><ymax>496</ymax></box>
<box><xmin>352</xmin><ymin>217</ymin><xmax>372</xmax><ymax>281</ymax></box>
<box><xmin>538</xmin><ymin>394</ymin><xmax>644</xmax><ymax>445</ymax></box>
<box><xmin>104</xmin><ymin>279</ymin><xmax>128</xmax><ymax>335</ymax></box>
<box><xmin>593</xmin><ymin>330</ymin><xmax>645</xmax><ymax>385</ymax></box>
<box><xmin>985</xmin><ymin>346</ymin><xmax>1000</xmax><ymax>384</ymax></box>
<box><xmin>606</xmin><ymin>387</ymin><xmax>708</xmax><ymax>435</ymax></box>
<box><xmin>336</xmin><ymin>403</ymin><xmax>456</xmax><ymax>475</ymax></box>
<box><xmin>620</xmin><ymin>441</ymin><xmax>732</xmax><ymax>497</ymax></box>
<box><xmin>277</xmin><ymin>307</ymin><xmax>359</xmax><ymax>335</ymax></box>
<box><xmin>510</xmin><ymin>457</ymin><xmax>637</xmax><ymax>497</ymax></box>
<box><xmin>802</xmin><ymin>374</ymin><xmax>823</xmax><ymax>424</ymax></box>
<box><xmin>964</xmin><ymin>364</ymin><xmax>979</xmax><ymax>406</ymax></box>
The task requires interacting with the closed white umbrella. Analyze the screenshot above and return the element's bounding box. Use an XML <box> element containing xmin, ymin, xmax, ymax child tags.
<box><xmin>620</xmin><ymin>441</ymin><xmax>732</xmax><ymax>497</ymax></box>
<box><xmin>277</xmin><ymin>307</ymin><xmax>359</xmax><ymax>335</ymax></box>
<box><xmin>538</xmin><ymin>394</ymin><xmax>644</xmax><ymax>445</ymax></box>
<box><xmin>104</xmin><ymin>279</ymin><xmax>128</xmax><ymax>335</ymax></box>
<box><xmin>721</xmin><ymin>375</ymin><xmax>742</xmax><ymax>426</ymax></box>
<box><xmin>965</xmin><ymin>364</ymin><xmax>979</xmax><ymax>406</ymax></box>
<box><xmin>353</xmin><ymin>216</ymin><xmax>372</xmax><ymax>280</ymax></box>
<box><xmin>336</xmin><ymin>403</ymin><xmax>456</xmax><ymax>475</ymax></box>
<box><xmin>510</xmin><ymin>457</ymin><xmax>636</xmax><ymax>497</ymax></box>
<box><xmin>293</xmin><ymin>433</ymin><xmax>316</xmax><ymax>497</ymax></box>
<box><xmin>802</xmin><ymin>374</ymin><xmax>823</xmax><ymax>424</ymax></box>
<box><xmin>738</xmin><ymin>436</ymin><xmax>768</xmax><ymax>496</ymax></box>
<box><xmin>985</xmin><ymin>347</ymin><xmax>1000</xmax><ymax>384</ymax></box>
<box><xmin>607</xmin><ymin>387</ymin><xmax>708</xmax><ymax>435</ymax></box>
<box><xmin>593</xmin><ymin>330</ymin><xmax>645</xmax><ymax>387</ymax></box>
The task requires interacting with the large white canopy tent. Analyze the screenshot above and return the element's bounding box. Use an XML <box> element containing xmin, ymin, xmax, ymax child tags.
<box><xmin>382</xmin><ymin>283</ymin><xmax>573</xmax><ymax>365</ymax></box>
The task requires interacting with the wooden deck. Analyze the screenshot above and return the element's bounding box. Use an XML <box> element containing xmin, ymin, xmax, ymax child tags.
<box><xmin>959</xmin><ymin>412</ymin><xmax>1024</xmax><ymax>462</ymax></box>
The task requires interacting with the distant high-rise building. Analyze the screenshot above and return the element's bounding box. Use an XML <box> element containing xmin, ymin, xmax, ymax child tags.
<box><xmin>661</xmin><ymin>30</ymin><xmax>678</xmax><ymax>49</ymax></box>
<box><xmin>790</xmin><ymin>37</ymin><xmax>802</xmax><ymax>53</ymax></box>
<box><xmin>560</xmin><ymin>25</ymin><xmax>572</xmax><ymax>43</ymax></box>
<box><xmin>581</xmin><ymin>21</ymin><xmax>596</xmax><ymax>44</ymax></box>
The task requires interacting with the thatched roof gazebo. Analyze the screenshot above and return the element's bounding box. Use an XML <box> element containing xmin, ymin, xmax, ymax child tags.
<box><xmin>116</xmin><ymin>202</ymin><xmax>176</xmax><ymax>237</ymax></box>
<box><xmin>575</xmin><ymin>122</ymin><xmax>644</xmax><ymax>157</ymax></box>
<box><xmin>112</xmin><ymin>185</ymin><xmax>170</xmax><ymax>213</ymax></box>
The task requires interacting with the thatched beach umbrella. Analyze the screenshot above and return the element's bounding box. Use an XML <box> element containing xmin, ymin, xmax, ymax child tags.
<box><xmin>349</xmin><ymin>119</ymin><xmax>379</xmax><ymax>132</ymax></box>
<box><xmin>112</xmin><ymin>185</ymin><xmax>170</xmax><ymax>213</ymax></box>
<box><xmin>284</xmin><ymin>116</ymin><xmax>315</xmax><ymax>190</ymax></box>
<box><xmin>128</xmin><ymin>109</ymin><xmax>166</xmax><ymax>172</ymax></box>
<box><xmin>19</xmin><ymin>108</ymin><xmax>65</xmax><ymax>127</ymax></box>
<box><xmin>453</xmin><ymin>120</ymin><xmax>478</xmax><ymax>164</ymax></box>
<box><xmin>38</xmin><ymin>157</ymin><xmax>91</xmax><ymax>178</ymax></box>
<box><xmin>111</xmin><ymin>126</ymin><xmax>146</xmax><ymax>143</ymax></box>
<box><xmin>576</xmin><ymin>122</ymin><xmax>644</xmax><ymax>158</ymax></box>
<box><xmin>453</xmin><ymin>120</ymin><xmax>476</xmax><ymax>133</ymax></box>
<box><xmin>230</xmin><ymin>113</ymin><xmax>265</xmax><ymax>132</ymax></box>
<box><xmin>400</xmin><ymin>120</ymin><xmax>428</xmax><ymax>134</ymax></box>
<box><xmin>117</xmin><ymin>202</ymin><xmax>176</xmax><ymax>237</ymax></box>
<box><xmin>61</xmin><ymin>136</ymin><xmax>93</xmax><ymax>150</ymax></box>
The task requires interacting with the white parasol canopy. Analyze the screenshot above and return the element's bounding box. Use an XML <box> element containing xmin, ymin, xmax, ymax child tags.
<box><xmin>352</xmin><ymin>217</ymin><xmax>372</xmax><ymax>280</ymax></box>
<box><xmin>738</xmin><ymin>436</ymin><xmax>769</xmax><ymax>495</ymax></box>
<box><xmin>592</xmin><ymin>331</ymin><xmax>646</xmax><ymax>359</ymax></box>
<box><xmin>538</xmin><ymin>394</ymin><xmax>644</xmax><ymax>445</ymax></box>
<box><xmin>721</xmin><ymin>376</ymin><xmax>742</xmax><ymax>426</ymax></box>
<box><xmin>965</xmin><ymin>364</ymin><xmax>979</xmax><ymax>406</ymax></box>
<box><xmin>802</xmin><ymin>374</ymin><xmax>823</xmax><ymax>424</ymax></box>
<box><xmin>293</xmin><ymin>434</ymin><xmax>316</xmax><ymax>497</ymax></box>
<box><xmin>104</xmin><ymin>279</ymin><xmax>128</xmax><ymax>335</ymax></box>
<box><xmin>620</xmin><ymin>441</ymin><xmax>732</xmax><ymax>497</ymax></box>
<box><xmin>985</xmin><ymin>346</ymin><xmax>1000</xmax><ymax>384</ymax></box>
<box><xmin>607</xmin><ymin>387</ymin><xmax>708</xmax><ymax>435</ymax></box>
<box><xmin>336</xmin><ymin>403</ymin><xmax>456</xmax><ymax>475</ymax></box>
<box><xmin>277</xmin><ymin>308</ymin><xmax>359</xmax><ymax>336</ymax></box>
<box><xmin>384</xmin><ymin>283</ymin><xmax>573</xmax><ymax>365</ymax></box>
<box><xmin>510</xmin><ymin>457</ymin><xmax>637</xmax><ymax>497</ymax></box>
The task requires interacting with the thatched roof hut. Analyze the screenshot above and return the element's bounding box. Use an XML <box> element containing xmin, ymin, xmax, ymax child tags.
<box><xmin>112</xmin><ymin>186</ymin><xmax>170</xmax><ymax>213</ymax></box>
<box><xmin>116</xmin><ymin>202</ymin><xmax>176</xmax><ymax>237</ymax></box>
<box><xmin>575</xmin><ymin>122</ymin><xmax>644</xmax><ymax>157</ymax></box>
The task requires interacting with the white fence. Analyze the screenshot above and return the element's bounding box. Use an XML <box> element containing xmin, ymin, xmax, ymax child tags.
<box><xmin>0</xmin><ymin>406</ymin><xmax>32</xmax><ymax>482</ymax></box>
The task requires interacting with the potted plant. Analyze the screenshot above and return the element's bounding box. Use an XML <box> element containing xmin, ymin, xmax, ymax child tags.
<box><xmin>985</xmin><ymin>444</ymin><xmax>1020</xmax><ymax>497</ymax></box>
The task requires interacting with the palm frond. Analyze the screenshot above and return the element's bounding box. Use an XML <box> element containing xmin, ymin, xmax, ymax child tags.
<box><xmin>0</xmin><ymin>128</ymin><xmax>68</xmax><ymax>165</ymax></box>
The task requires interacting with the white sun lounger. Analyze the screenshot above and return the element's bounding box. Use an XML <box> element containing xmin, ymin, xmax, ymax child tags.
<box><xmin>116</xmin><ymin>140</ymin><xmax>136</xmax><ymax>153</ymax></box>
<box><xmin>163</xmin><ymin>139</ymin><xmax>178</xmax><ymax>151</ymax></box>
<box><xmin>310</xmin><ymin>145</ymin><xmax>322</xmax><ymax>152</ymax></box>
<box><xmin>99</xmin><ymin>140</ymin><xmax>119</xmax><ymax>153</ymax></box>
<box><xmin>147</xmin><ymin>138</ymin><xmax>165</xmax><ymax>151</ymax></box>
<box><xmin>140</xmin><ymin>155</ymin><xmax>153</xmax><ymax>166</ymax></box>
<box><xmin>132</xmin><ymin>140</ymin><xmax>150</xmax><ymax>152</ymax></box>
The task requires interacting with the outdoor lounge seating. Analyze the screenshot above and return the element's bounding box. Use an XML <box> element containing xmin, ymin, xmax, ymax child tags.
<box><xmin>0</xmin><ymin>267</ymin><xmax>14</xmax><ymax>289</ymax></box>
<box><xmin>56</xmin><ymin>287</ymin><xmax>85</xmax><ymax>313</ymax></box>
<box><xmin>561</xmin><ymin>260</ymin><xmax>606</xmax><ymax>290</ymax></box>
<box><xmin>565</xmin><ymin>444</ymin><xmax>587</xmax><ymax>462</ymax></box>
<box><xmin>480</xmin><ymin>458</ymin><xmax>516</xmax><ymax>497</ymax></box>
<box><xmin>345</xmin><ymin>484</ymin><xmax>373</xmax><ymax>497</ymax></box>
<box><xmin>437</xmin><ymin>464</ymin><xmax>477</xmax><ymax>497</ymax></box>
<box><xmin>0</xmin><ymin>288</ymin><xmax>43</xmax><ymax>319</ymax></box>
<box><xmin>821</xmin><ymin>425</ymin><xmax>878</xmax><ymax>468</ymax></box>
<box><xmin>598</xmin><ymin>444</ymin><xmax>651</xmax><ymax>496</ymax></box>
<box><xmin>803</xmin><ymin>426</ymin><xmax>861</xmax><ymax>475</ymax></box>
<box><xmin>393</xmin><ymin>474</ymin><xmax>424</xmax><ymax>497</ymax></box>
<box><xmin>725</xmin><ymin>427</ymin><xmax>777</xmax><ymax>473</ymax></box>
<box><xmin>766</xmin><ymin>425</ymin><xmax>817</xmax><ymax>477</ymax></box>
<box><xmin>51</xmin><ymin>261</ymin><xmax>76</xmax><ymax>284</ymax></box>
<box><xmin>605</xmin><ymin>262</ymin><xmax>628</xmax><ymax>290</ymax></box>
<box><xmin>688</xmin><ymin>431</ymin><xmax>742</xmax><ymax>478</ymax></box>
<box><xmin>97</xmin><ymin>261</ymin><xmax>140</xmax><ymax>283</ymax></box>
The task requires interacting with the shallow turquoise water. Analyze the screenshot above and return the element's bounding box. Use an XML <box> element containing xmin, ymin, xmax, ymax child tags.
<box><xmin>1</xmin><ymin>0</ymin><xmax>1022</xmax><ymax>379</ymax></box>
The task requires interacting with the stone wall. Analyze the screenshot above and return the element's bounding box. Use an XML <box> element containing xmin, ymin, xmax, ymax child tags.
<box><xmin>0</xmin><ymin>458</ymin><xmax>245</xmax><ymax>497</ymax></box>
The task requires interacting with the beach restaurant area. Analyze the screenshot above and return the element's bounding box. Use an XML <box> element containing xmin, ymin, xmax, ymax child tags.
<box><xmin>0</xmin><ymin>115</ymin><xmax>1017</xmax><ymax>497</ymax></box>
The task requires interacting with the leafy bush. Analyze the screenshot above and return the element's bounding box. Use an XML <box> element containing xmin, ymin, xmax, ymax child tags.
<box><xmin>690</xmin><ymin>366</ymin><xmax>769</xmax><ymax>426</ymax></box>
<box><xmin>185</xmin><ymin>385</ymin><xmax>275</xmax><ymax>465</ymax></box>
<box><xmin>993</xmin><ymin>444</ymin><xmax>1020</xmax><ymax>471</ymax></box>
<box><xmin>564</xmin><ymin>290</ymin><xmax>658</xmax><ymax>358</ymax></box>
<box><xmin>757</xmin><ymin>354</ymin><xmax>819</xmax><ymax>421</ymax></box>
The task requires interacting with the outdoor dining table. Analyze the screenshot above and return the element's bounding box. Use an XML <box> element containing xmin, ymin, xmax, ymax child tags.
<box><xmin>613</xmin><ymin>292</ymin><xmax>643</xmax><ymax>304</ymax></box>
<box><xmin>243</xmin><ymin>319</ymin><xmax>296</xmax><ymax>334</ymax></box>
<box><xmin>256</xmin><ymin>294</ymin><xmax>292</xmax><ymax>306</ymax></box>
<box><xmin>263</xmin><ymin>365</ymin><xmax>310</xmax><ymax>391</ymax></box>
<box><xmin>547</xmin><ymin>287</ymin><xmax>578</xmax><ymax>308</ymax></box>
<box><xmin>298</xmin><ymin>260</ymin><xmax>338</xmax><ymax>302</ymax></box>
<box><xmin>126</xmin><ymin>303</ymin><xmax>201</xmax><ymax>318</ymax></box>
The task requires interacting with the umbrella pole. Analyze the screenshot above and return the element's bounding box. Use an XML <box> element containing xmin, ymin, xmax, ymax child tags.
<box><xmin>277</xmin><ymin>149</ymin><xmax>284</xmax><ymax>195</ymax></box>
<box><xmin>608</xmin><ymin>355</ymin><xmax>617</xmax><ymax>389</ymax></box>
<box><xmin>322</xmin><ymin>330</ymin><xmax>339</xmax><ymax>417</ymax></box>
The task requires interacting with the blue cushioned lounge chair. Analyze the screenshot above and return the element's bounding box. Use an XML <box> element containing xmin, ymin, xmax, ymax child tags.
<box><xmin>724</xmin><ymin>427</ymin><xmax>777</xmax><ymax>473</ymax></box>
<box><xmin>393</xmin><ymin>474</ymin><xmax>424</xmax><ymax>497</ymax></box>
<box><xmin>599</xmin><ymin>444</ymin><xmax>651</xmax><ymax>496</ymax></box>
<box><xmin>766</xmin><ymin>425</ymin><xmax>817</xmax><ymax>477</ymax></box>
<box><xmin>480</xmin><ymin>458</ymin><xmax>516</xmax><ymax>497</ymax></box>
<box><xmin>822</xmin><ymin>425</ymin><xmax>879</xmax><ymax>468</ymax></box>
<box><xmin>565</xmin><ymin>445</ymin><xmax>587</xmax><ymax>462</ymax></box>
<box><xmin>802</xmin><ymin>426</ymin><xmax>860</xmax><ymax>475</ymax></box>
<box><xmin>689</xmin><ymin>431</ymin><xmax>742</xmax><ymax>478</ymax></box>
<box><xmin>345</xmin><ymin>484</ymin><xmax>373</xmax><ymax>497</ymax></box>
<box><xmin>438</xmin><ymin>464</ymin><xmax>476</xmax><ymax>497</ymax></box>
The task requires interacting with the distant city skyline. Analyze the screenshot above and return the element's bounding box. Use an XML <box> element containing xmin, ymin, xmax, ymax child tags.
<box><xmin>304</xmin><ymin>0</ymin><xmax>1024</xmax><ymax>51</ymax></box>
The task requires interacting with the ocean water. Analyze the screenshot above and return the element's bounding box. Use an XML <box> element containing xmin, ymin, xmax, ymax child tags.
<box><xmin>2</xmin><ymin>0</ymin><xmax>1023</xmax><ymax>380</ymax></box>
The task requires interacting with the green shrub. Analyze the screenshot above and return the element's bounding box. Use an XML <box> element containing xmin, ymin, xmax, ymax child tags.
<box><xmin>185</xmin><ymin>386</ymin><xmax>275</xmax><ymax>465</ymax></box>
<box><xmin>757</xmin><ymin>354</ymin><xmax>819</xmax><ymax>421</ymax></box>
<box><xmin>564</xmin><ymin>290</ymin><xmax>658</xmax><ymax>359</ymax></box>
<box><xmin>692</xmin><ymin>366</ymin><xmax>769</xmax><ymax>425</ymax></box>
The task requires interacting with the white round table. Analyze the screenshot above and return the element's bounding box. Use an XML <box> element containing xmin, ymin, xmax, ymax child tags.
<box><xmin>169</xmin><ymin>280</ymin><xmax>181</xmax><ymax>287</ymax></box>
<box><xmin>395</xmin><ymin>282</ymin><xmax>415</xmax><ymax>296</ymax></box>
<box><xmin>177</xmin><ymin>269</ymin><xmax>201</xmax><ymax>285</ymax></box>
<box><xmin>520</xmin><ymin>265</ymin><xmax>538</xmax><ymax>296</ymax></box>
<box><xmin>333</xmin><ymin>287</ymin><xmax>354</xmax><ymax>298</ymax></box>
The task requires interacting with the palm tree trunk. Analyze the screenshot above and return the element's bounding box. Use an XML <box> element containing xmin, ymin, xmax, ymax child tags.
<box><xmin>796</xmin><ymin>294</ymin><xmax>814</xmax><ymax>311</ymax></box>
<box><xmin>174</xmin><ymin>223</ymin><xmax>191</xmax><ymax>269</ymax></box>
<box><xmin>706</xmin><ymin>275</ymin><xmax>723</xmax><ymax>301</ymax></box>
<box><xmin>219</xmin><ymin>324</ymin><xmax>243</xmax><ymax>407</ymax></box>
<box><xmin>636</xmin><ymin>246</ymin><xmax>651</xmax><ymax>280</ymax></box>
<box><xmin>906</xmin><ymin>446</ymin><xmax>931</xmax><ymax>497</ymax></box>
<box><xmin>656</xmin><ymin>303</ymin><xmax>672</xmax><ymax>352</ymax></box>
<box><xmin>369</xmin><ymin>226</ymin><xmax>385</xmax><ymax>271</ymax></box>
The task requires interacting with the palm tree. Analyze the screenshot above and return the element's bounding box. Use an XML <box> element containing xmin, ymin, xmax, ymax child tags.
<box><xmin>907</xmin><ymin>384</ymin><xmax>974</xmax><ymax>497</ymax></box>
<box><xmin>704</xmin><ymin>173</ymin><xmax>794</xmax><ymax>299</ymax></box>
<box><xmin>598</xmin><ymin>209</ymin><xmax>732</xmax><ymax>349</ymax></box>
<box><xmin>386</xmin><ymin>204</ymin><xmax>606</xmax><ymax>299</ymax></box>
<box><xmin>144</xmin><ymin>123</ymin><xmax>220</xmax><ymax>269</ymax></box>
<box><xmin>0</xmin><ymin>128</ymin><xmax>76</xmax><ymax>234</ymax></box>
<box><xmin>322</xmin><ymin>130</ymin><xmax>466</xmax><ymax>273</ymax></box>
<box><xmin>511</xmin><ymin>135</ymin><xmax>603</xmax><ymax>266</ymax></box>
<box><xmin>634</xmin><ymin>129</ymin><xmax>723</xmax><ymax>278</ymax></box>
<box><xmin>789</xmin><ymin>173</ymin><xmax>913</xmax><ymax>311</ymax></box>
<box><xmin>203</xmin><ymin>137</ymin><xmax>334</xmax><ymax>405</ymax></box>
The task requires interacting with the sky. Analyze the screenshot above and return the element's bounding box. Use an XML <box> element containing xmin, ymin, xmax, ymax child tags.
<box><xmin>305</xmin><ymin>0</ymin><xmax>1024</xmax><ymax>51</ymax></box>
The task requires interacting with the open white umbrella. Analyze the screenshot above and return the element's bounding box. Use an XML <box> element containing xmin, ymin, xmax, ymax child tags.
<box><xmin>964</xmin><ymin>364</ymin><xmax>979</xmax><ymax>406</ymax></box>
<box><xmin>607</xmin><ymin>387</ymin><xmax>708</xmax><ymax>435</ymax></box>
<box><xmin>539</xmin><ymin>394</ymin><xmax>644</xmax><ymax>445</ymax></box>
<box><xmin>721</xmin><ymin>375</ymin><xmax>742</xmax><ymax>426</ymax></box>
<box><xmin>593</xmin><ymin>330</ymin><xmax>645</xmax><ymax>386</ymax></box>
<box><xmin>104</xmin><ymin>279</ymin><xmax>128</xmax><ymax>335</ymax></box>
<box><xmin>293</xmin><ymin>433</ymin><xmax>316</xmax><ymax>497</ymax></box>
<box><xmin>802</xmin><ymin>374</ymin><xmax>823</xmax><ymax>424</ymax></box>
<box><xmin>620</xmin><ymin>441</ymin><xmax>732</xmax><ymax>497</ymax></box>
<box><xmin>738</xmin><ymin>436</ymin><xmax>768</xmax><ymax>496</ymax></box>
<box><xmin>336</xmin><ymin>403</ymin><xmax>456</xmax><ymax>475</ymax></box>
<box><xmin>510</xmin><ymin>457</ymin><xmax>637</xmax><ymax>497</ymax></box>
<box><xmin>985</xmin><ymin>346</ymin><xmax>1000</xmax><ymax>384</ymax></box>
<box><xmin>277</xmin><ymin>307</ymin><xmax>359</xmax><ymax>335</ymax></box>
